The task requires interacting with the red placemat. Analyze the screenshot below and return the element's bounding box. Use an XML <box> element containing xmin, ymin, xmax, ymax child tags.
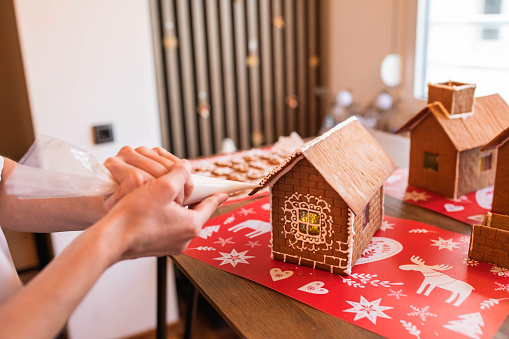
<box><xmin>186</xmin><ymin>196</ymin><xmax>509</xmax><ymax>339</ymax></box>
<box><xmin>385</xmin><ymin>168</ymin><xmax>492</xmax><ymax>225</ymax></box>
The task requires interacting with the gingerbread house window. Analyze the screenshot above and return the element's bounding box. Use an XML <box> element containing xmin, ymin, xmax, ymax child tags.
<box><xmin>299</xmin><ymin>209</ymin><xmax>321</xmax><ymax>236</ymax></box>
<box><xmin>479</xmin><ymin>153</ymin><xmax>492</xmax><ymax>172</ymax></box>
<box><xmin>423</xmin><ymin>152</ymin><xmax>439</xmax><ymax>171</ymax></box>
<box><xmin>363</xmin><ymin>203</ymin><xmax>370</xmax><ymax>228</ymax></box>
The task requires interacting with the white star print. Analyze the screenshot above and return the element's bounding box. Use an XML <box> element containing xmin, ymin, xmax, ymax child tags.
<box><xmin>431</xmin><ymin>237</ymin><xmax>461</xmax><ymax>251</ymax></box>
<box><xmin>404</xmin><ymin>190</ymin><xmax>430</xmax><ymax>202</ymax></box>
<box><xmin>343</xmin><ymin>296</ymin><xmax>393</xmax><ymax>324</ymax></box>
<box><xmin>237</xmin><ymin>208</ymin><xmax>256</xmax><ymax>216</ymax></box>
<box><xmin>213</xmin><ymin>249</ymin><xmax>255</xmax><ymax>267</ymax></box>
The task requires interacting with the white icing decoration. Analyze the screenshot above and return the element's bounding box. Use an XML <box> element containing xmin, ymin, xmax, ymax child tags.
<box><xmin>281</xmin><ymin>193</ymin><xmax>334</xmax><ymax>252</ymax></box>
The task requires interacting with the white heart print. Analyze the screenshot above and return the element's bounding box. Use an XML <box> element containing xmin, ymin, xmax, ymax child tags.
<box><xmin>298</xmin><ymin>281</ymin><xmax>329</xmax><ymax>294</ymax></box>
<box><xmin>270</xmin><ymin>268</ymin><xmax>293</xmax><ymax>281</ymax></box>
<box><xmin>444</xmin><ymin>203</ymin><xmax>464</xmax><ymax>212</ymax></box>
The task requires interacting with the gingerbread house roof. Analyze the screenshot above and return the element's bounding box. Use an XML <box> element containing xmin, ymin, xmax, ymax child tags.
<box><xmin>250</xmin><ymin>117</ymin><xmax>397</xmax><ymax>216</ymax></box>
<box><xmin>396</xmin><ymin>94</ymin><xmax>509</xmax><ymax>151</ymax></box>
<box><xmin>482</xmin><ymin>126</ymin><xmax>509</xmax><ymax>151</ymax></box>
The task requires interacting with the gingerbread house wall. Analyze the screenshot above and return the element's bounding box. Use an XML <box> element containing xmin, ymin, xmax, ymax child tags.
<box><xmin>350</xmin><ymin>186</ymin><xmax>384</xmax><ymax>266</ymax></box>
<box><xmin>492</xmin><ymin>143</ymin><xmax>509</xmax><ymax>215</ymax></box>
<box><xmin>457</xmin><ymin>147</ymin><xmax>497</xmax><ymax>197</ymax></box>
<box><xmin>469</xmin><ymin>213</ymin><xmax>509</xmax><ymax>268</ymax></box>
<box><xmin>408</xmin><ymin>114</ymin><xmax>459</xmax><ymax>198</ymax></box>
<box><xmin>270</xmin><ymin>158</ymin><xmax>384</xmax><ymax>276</ymax></box>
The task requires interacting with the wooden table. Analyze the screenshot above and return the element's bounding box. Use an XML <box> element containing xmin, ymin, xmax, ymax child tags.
<box><xmin>171</xmin><ymin>130</ymin><xmax>509</xmax><ymax>338</ymax></box>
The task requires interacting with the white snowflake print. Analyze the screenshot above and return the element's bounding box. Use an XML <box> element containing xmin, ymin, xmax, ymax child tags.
<box><xmin>494</xmin><ymin>282</ymin><xmax>509</xmax><ymax>292</ymax></box>
<box><xmin>407</xmin><ymin>305</ymin><xmax>437</xmax><ymax>322</ymax></box>
<box><xmin>379</xmin><ymin>221</ymin><xmax>395</xmax><ymax>231</ymax></box>
<box><xmin>213</xmin><ymin>249</ymin><xmax>255</xmax><ymax>267</ymax></box>
<box><xmin>404</xmin><ymin>190</ymin><xmax>430</xmax><ymax>202</ymax></box>
<box><xmin>430</xmin><ymin>237</ymin><xmax>461</xmax><ymax>251</ymax></box>
<box><xmin>464</xmin><ymin>258</ymin><xmax>479</xmax><ymax>267</ymax></box>
<box><xmin>224</xmin><ymin>214</ymin><xmax>235</xmax><ymax>224</ymax></box>
<box><xmin>261</xmin><ymin>203</ymin><xmax>270</xmax><ymax>210</ymax></box>
<box><xmin>343</xmin><ymin>296</ymin><xmax>393</xmax><ymax>324</ymax></box>
<box><xmin>214</xmin><ymin>237</ymin><xmax>235</xmax><ymax>247</ymax></box>
<box><xmin>491</xmin><ymin>265</ymin><xmax>509</xmax><ymax>277</ymax></box>
<box><xmin>237</xmin><ymin>207</ymin><xmax>256</xmax><ymax>216</ymax></box>
<box><xmin>387</xmin><ymin>289</ymin><xmax>407</xmax><ymax>299</ymax></box>
<box><xmin>246</xmin><ymin>240</ymin><xmax>261</xmax><ymax>248</ymax></box>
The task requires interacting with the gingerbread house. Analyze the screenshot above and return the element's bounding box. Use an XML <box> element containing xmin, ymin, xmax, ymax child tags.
<box><xmin>250</xmin><ymin>117</ymin><xmax>397</xmax><ymax>275</ymax></box>
<box><xmin>396</xmin><ymin>81</ymin><xmax>509</xmax><ymax>199</ymax></box>
<box><xmin>482</xmin><ymin>126</ymin><xmax>509</xmax><ymax>215</ymax></box>
<box><xmin>469</xmin><ymin>212</ymin><xmax>509</xmax><ymax>268</ymax></box>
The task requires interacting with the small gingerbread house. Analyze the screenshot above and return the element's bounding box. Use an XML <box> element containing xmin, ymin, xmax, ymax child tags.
<box><xmin>469</xmin><ymin>212</ymin><xmax>509</xmax><ymax>268</ymax></box>
<box><xmin>396</xmin><ymin>81</ymin><xmax>509</xmax><ymax>198</ymax></box>
<box><xmin>482</xmin><ymin>126</ymin><xmax>509</xmax><ymax>215</ymax></box>
<box><xmin>250</xmin><ymin>117</ymin><xmax>397</xmax><ymax>275</ymax></box>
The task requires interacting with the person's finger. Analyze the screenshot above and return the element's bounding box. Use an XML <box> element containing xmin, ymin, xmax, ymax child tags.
<box><xmin>113</xmin><ymin>146</ymin><xmax>170</xmax><ymax>178</ymax></box>
<box><xmin>189</xmin><ymin>193</ymin><xmax>229</xmax><ymax>224</ymax></box>
<box><xmin>153</xmin><ymin>147</ymin><xmax>181</xmax><ymax>163</ymax></box>
<box><xmin>104</xmin><ymin>157</ymin><xmax>154</xmax><ymax>183</ymax></box>
<box><xmin>134</xmin><ymin>146</ymin><xmax>177</xmax><ymax>171</ymax></box>
<box><xmin>181</xmin><ymin>160</ymin><xmax>194</xmax><ymax>203</ymax></box>
<box><xmin>153</xmin><ymin>160</ymin><xmax>192</xmax><ymax>204</ymax></box>
<box><xmin>103</xmin><ymin>171</ymin><xmax>145</xmax><ymax>211</ymax></box>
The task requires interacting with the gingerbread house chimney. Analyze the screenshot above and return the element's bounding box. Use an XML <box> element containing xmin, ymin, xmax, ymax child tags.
<box><xmin>427</xmin><ymin>81</ymin><xmax>476</xmax><ymax>118</ymax></box>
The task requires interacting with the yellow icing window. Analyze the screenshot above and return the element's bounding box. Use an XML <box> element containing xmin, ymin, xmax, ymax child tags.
<box><xmin>423</xmin><ymin>152</ymin><xmax>439</xmax><ymax>171</ymax></box>
<box><xmin>298</xmin><ymin>209</ymin><xmax>320</xmax><ymax>236</ymax></box>
<box><xmin>479</xmin><ymin>153</ymin><xmax>492</xmax><ymax>172</ymax></box>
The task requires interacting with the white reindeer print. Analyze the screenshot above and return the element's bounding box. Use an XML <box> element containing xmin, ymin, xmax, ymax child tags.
<box><xmin>228</xmin><ymin>220</ymin><xmax>271</xmax><ymax>238</ymax></box>
<box><xmin>399</xmin><ymin>256</ymin><xmax>474</xmax><ymax>306</ymax></box>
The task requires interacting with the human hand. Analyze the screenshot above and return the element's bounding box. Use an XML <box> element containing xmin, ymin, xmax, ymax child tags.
<box><xmin>96</xmin><ymin>160</ymin><xmax>228</xmax><ymax>260</ymax></box>
<box><xmin>102</xmin><ymin>146</ymin><xmax>193</xmax><ymax>211</ymax></box>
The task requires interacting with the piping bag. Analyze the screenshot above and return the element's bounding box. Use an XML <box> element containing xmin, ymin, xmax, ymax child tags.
<box><xmin>4</xmin><ymin>135</ymin><xmax>260</xmax><ymax>204</ymax></box>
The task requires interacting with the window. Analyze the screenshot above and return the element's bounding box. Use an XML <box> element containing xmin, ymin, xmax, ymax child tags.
<box><xmin>424</xmin><ymin>152</ymin><xmax>439</xmax><ymax>171</ymax></box>
<box><xmin>363</xmin><ymin>204</ymin><xmax>370</xmax><ymax>228</ymax></box>
<box><xmin>299</xmin><ymin>209</ymin><xmax>321</xmax><ymax>236</ymax></box>
<box><xmin>414</xmin><ymin>0</ymin><xmax>509</xmax><ymax>102</ymax></box>
<box><xmin>480</xmin><ymin>152</ymin><xmax>493</xmax><ymax>171</ymax></box>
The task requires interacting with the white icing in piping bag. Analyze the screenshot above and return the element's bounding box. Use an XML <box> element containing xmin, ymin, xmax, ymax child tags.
<box><xmin>184</xmin><ymin>174</ymin><xmax>260</xmax><ymax>205</ymax></box>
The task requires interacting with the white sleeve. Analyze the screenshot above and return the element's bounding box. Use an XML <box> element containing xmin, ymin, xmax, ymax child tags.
<box><xmin>0</xmin><ymin>156</ymin><xmax>4</xmax><ymax>182</ymax></box>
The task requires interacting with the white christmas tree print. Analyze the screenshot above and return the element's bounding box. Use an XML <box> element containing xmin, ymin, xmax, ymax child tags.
<box><xmin>237</xmin><ymin>207</ymin><xmax>256</xmax><ymax>216</ymax></box>
<box><xmin>246</xmin><ymin>240</ymin><xmax>261</xmax><ymax>248</ymax></box>
<box><xmin>409</xmin><ymin>229</ymin><xmax>437</xmax><ymax>234</ymax></box>
<box><xmin>491</xmin><ymin>265</ymin><xmax>509</xmax><ymax>277</ymax></box>
<box><xmin>404</xmin><ymin>190</ymin><xmax>430</xmax><ymax>202</ymax></box>
<box><xmin>379</xmin><ymin>221</ymin><xmax>395</xmax><ymax>231</ymax></box>
<box><xmin>343</xmin><ymin>296</ymin><xmax>393</xmax><ymax>324</ymax></box>
<box><xmin>443</xmin><ymin>312</ymin><xmax>484</xmax><ymax>339</ymax></box>
<box><xmin>407</xmin><ymin>305</ymin><xmax>437</xmax><ymax>322</ymax></box>
<box><xmin>213</xmin><ymin>249</ymin><xmax>254</xmax><ymax>267</ymax></box>
<box><xmin>387</xmin><ymin>289</ymin><xmax>407</xmax><ymax>299</ymax></box>
<box><xmin>224</xmin><ymin>214</ymin><xmax>235</xmax><ymax>224</ymax></box>
<box><xmin>199</xmin><ymin>225</ymin><xmax>220</xmax><ymax>239</ymax></box>
<box><xmin>430</xmin><ymin>237</ymin><xmax>461</xmax><ymax>251</ymax></box>
<box><xmin>214</xmin><ymin>237</ymin><xmax>235</xmax><ymax>247</ymax></box>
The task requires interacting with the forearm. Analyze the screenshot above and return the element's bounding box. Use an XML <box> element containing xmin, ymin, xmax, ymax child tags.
<box><xmin>0</xmin><ymin>221</ymin><xmax>122</xmax><ymax>339</ymax></box>
<box><xmin>0</xmin><ymin>158</ymin><xmax>106</xmax><ymax>232</ymax></box>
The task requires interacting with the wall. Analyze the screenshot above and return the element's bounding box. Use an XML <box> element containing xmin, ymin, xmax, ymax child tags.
<box><xmin>1</xmin><ymin>0</ymin><xmax>179</xmax><ymax>338</ymax></box>
<box><xmin>322</xmin><ymin>0</ymin><xmax>425</xmax><ymax>130</ymax></box>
